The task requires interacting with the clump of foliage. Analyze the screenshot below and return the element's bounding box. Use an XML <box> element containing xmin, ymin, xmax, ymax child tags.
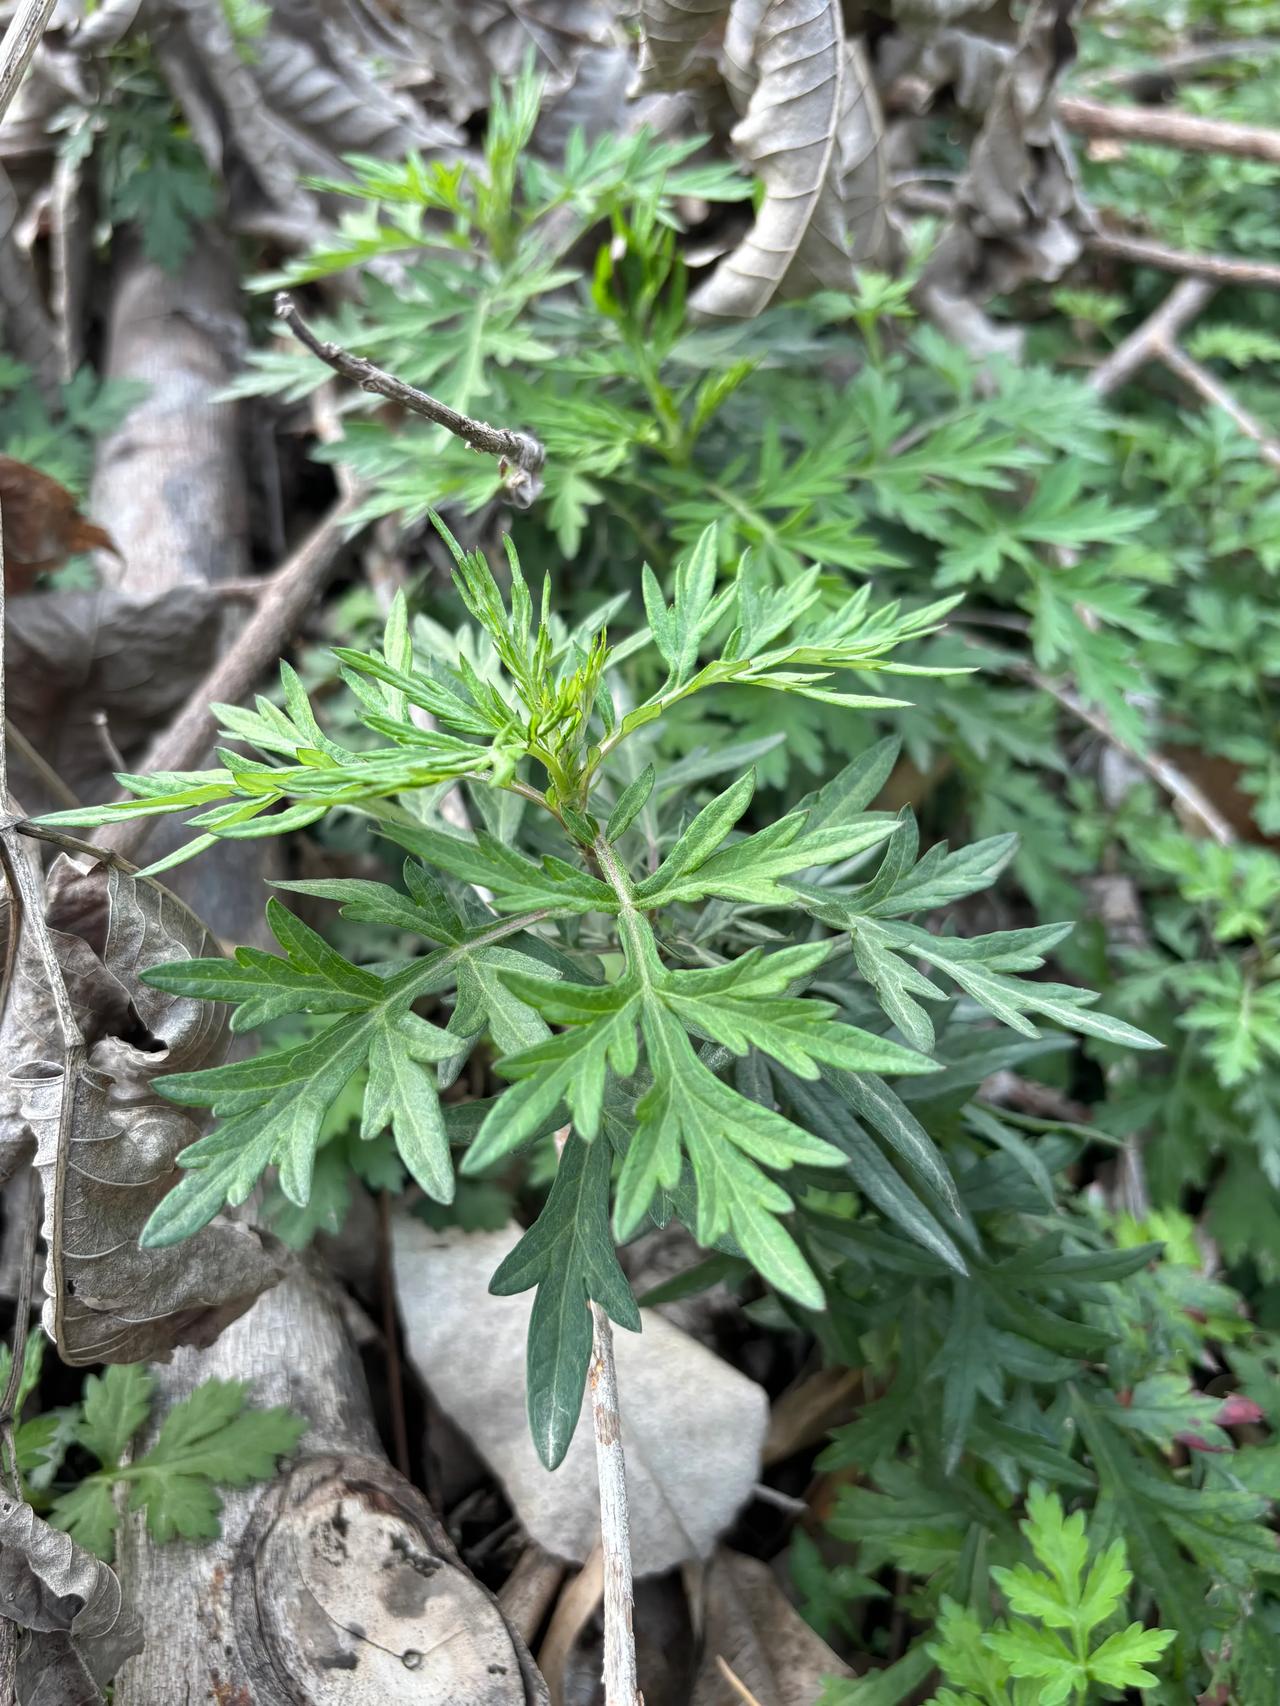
<box><xmin>46</xmin><ymin>520</ymin><xmax>1158</xmax><ymax>1470</ymax></box>
<box><xmin>0</xmin><ymin>1340</ymin><xmax>304</xmax><ymax>1565</ymax></box>
<box><xmin>55</xmin><ymin>36</ymin><xmax>218</xmax><ymax>271</ymax></box>
<box><xmin>925</xmin><ymin>1487</ymin><xmax>1174</xmax><ymax>1705</ymax></box>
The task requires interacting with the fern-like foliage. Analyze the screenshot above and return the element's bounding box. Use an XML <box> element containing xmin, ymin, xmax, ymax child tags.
<box><xmin>43</xmin><ymin>521</ymin><xmax>1153</xmax><ymax>1467</ymax></box>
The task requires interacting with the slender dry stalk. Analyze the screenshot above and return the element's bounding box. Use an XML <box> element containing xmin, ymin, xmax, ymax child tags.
<box><xmin>0</xmin><ymin>0</ymin><xmax>57</xmax><ymax>129</ymax></box>
<box><xmin>1157</xmin><ymin>340</ymin><xmax>1280</xmax><ymax>469</ymax></box>
<box><xmin>715</xmin><ymin>1656</ymin><xmax>767</xmax><ymax>1706</ymax></box>
<box><xmin>896</xmin><ymin>184</ymin><xmax>1280</xmax><ymax>290</ymax></box>
<box><xmin>1079</xmin><ymin>37</ymin><xmax>1280</xmax><ymax>92</ymax></box>
<box><xmin>1088</xmin><ymin>275</ymin><xmax>1216</xmax><ymax>394</ymax></box>
<box><xmin>589</xmin><ymin>1300</ymin><xmax>643</xmax><ymax>1706</ymax></box>
<box><xmin>95</xmin><ymin>491</ymin><xmax>363</xmax><ymax>860</ymax></box>
<box><xmin>1024</xmin><ymin>667</ymin><xmax>1237</xmax><ymax>846</ymax></box>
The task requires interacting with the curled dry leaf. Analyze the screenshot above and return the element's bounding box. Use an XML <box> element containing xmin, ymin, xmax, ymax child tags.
<box><xmin>880</xmin><ymin>26</ymin><xmax>1014</xmax><ymax>119</ymax></box>
<box><xmin>393</xmin><ymin>1220</ymin><xmax>768</xmax><ymax>1574</ymax></box>
<box><xmin>250</xmin><ymin>25</ymin><xmax>460</xmax><ymax>175</ymax></box>
<box><xmin>0</xmin><ymin>169</ymin><xmax>61</xmax><ymax>407</ymax></box>
<box><xmin>636</xmin><ymin>0</ymin><xmax>729</xmax><ymax>88</ymax></box>
<box><xmin>690</xmin><ymin>1549</ymin><xmax>851</xmax><ymax>1705</ymax></box>
<box><xmin>411</xmin><ymin>0</ymin><xmax>616</xmax><ymax>124</ymax></box>
<box><xmin>0</xmin><ymin>853</ymin><xmax>284</xmax><ymax>1364</ymax></box>
<box><xmin>158</xmin><ymin>0</ymin><xmax>319</xmax><ymax>226</ymax></box>
<box><xmin>691</xmin><ymin>0</ymin><xmax>892</xmax><ymax>319</ymax></box>
<box><xmin>0</xmin><ymin>1492</ymin><xmax>142</xmax><ymax>1706</ymax></box>
<box><xmin>916</xmin><ymin>0</ymin><xmax>1091</xmax><ymax>358</ymax></box>
<box><xmin>891</xmin><ymin>0</ymin><xmax>1001</xmax><ymax>22</ymax></box>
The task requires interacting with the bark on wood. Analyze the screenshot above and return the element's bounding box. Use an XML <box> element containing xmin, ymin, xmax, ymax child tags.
<box><xmin>113</xmin><ymin>1271</ymin><xmax>548</xmax><ymax>1706</ymax></box>
<box><xmin>90</xmin><ymin>236</ymin><xmax>248</xmax><ymax>598</ymax></box>
<box><xmin>86</xmin><ymin>234</ymin><xmax>275</xmax><ymax>943</ymax></box>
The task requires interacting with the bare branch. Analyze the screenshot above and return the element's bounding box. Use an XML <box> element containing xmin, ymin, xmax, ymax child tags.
<box><xmin>1059</xmin><ymin>93</ymin><xmax>1280</xmax><ymax>164</ymax></box>
<box><xmin>1078</xmin><ymin>38</ymin><xmax>1280</xmax><ymax>93</ymax></box>
<box><xmin>1086</xmin><ymin>229</ymin><xmax>1280</xmax><ymax>291</ymax></box>
<box><xmin>275</xmin><ymin>291</ymin><xmax>545</xmax><ymax>507</ymax></box>
<box><xmin>898</xmin><ymin>184</ymin><xmax>1280</xmax><ymax>291</ymax></box>
<box><xmin>1088</xmin><ymin>276</ymin><xmax>1216</xmax><ymax>395</ymax></box>
<box><xmin>1022</xmin><ymin>667</ymin><xmax>1237</xmax><ymax>846</ymax></box>
<box><xmin>1157</xmin><ymin>340</ymin><xmax>1280</xmax><ymax>470</ymax></box>
<box><xmin>0</xmin><ymin>0</ymin><xmax>57</xmax><ymax>129</ymax></box>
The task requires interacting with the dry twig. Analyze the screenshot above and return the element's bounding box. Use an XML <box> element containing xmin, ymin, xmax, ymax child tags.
<box><xmin>897</xmin><ymin>184</ymin><xmax>1280</xmax><ymax>291</ymax></box>
<box><xmin>1157</xmin><ymin>340</ymin><xmax>1280</xmax><ymax>469</ymax></box>
<box><xmin>0</xmin><ymin>0</ymin><xmax>57</xmax><ymax>129</ymax></box>
<box><xmin>1078</xmin><ymin>38</ymin><xmax>1280</xmax><ymax>93</ymax></box>
<box><xmin>1086</xmin><ymin>229</ymin><xmax>1280</xmax><ymax>291</ymax></box>
<box><xmin>1088</xmin><ymin>275</ymin><xmax>1216</xmax><ymax>395</ymax></box>
<box><xmin>1024</xmin><ymin>667</ymin><xmax>1237</xmax><ymax>846</ymax></box>
<box><xmin>97</xmin><ymin>491</ymin><xmax>365</xmax><ymax>860</ymax></box>
<box><xmin>1059</xmin><ymin>92</ymin><xmax>1280</xmax><ymax>164</ymax></box>
<box><xmin>276</xmin><ymin>291</ymin><xmax>546</xmax><ymax>506</ymax></box>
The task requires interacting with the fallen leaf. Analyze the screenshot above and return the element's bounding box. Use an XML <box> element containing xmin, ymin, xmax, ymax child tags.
<box><xmin>393</xmin><ymin>1219</ymin><xmax>769</xmax><ymax>1574</ymax></box>
<box><xmin>692</xmin><ymin>0</ymin><xmax>891</xmax><ymax>319</ymax></box>
<box><xmin>0</xmin><ymin>1491</ymin><xmax>142</xmax><ymax>1705</ymax></box>
<box><xmin>1</xmin><ymin>854</ymin><xmax>284</xmax><ymax>1364</ymax></box>
<box><xmin>691</xmin><ymin>1549</ymin><xmax>852</xmax><ymax>1704</ymax></box>
<box><xmin>916</xmin><ymin>0</ymin><xmax>1091</xmax><ymax>359</ymax></box>
<box><xmin>0</xmin><ymin>457</ymin><xmax>118</xmax><ymax>597</ymax></box>
<box><xmin>637</xmin><ymin>0</ymin><xmax>729</xmax><ymax>88</ymax></box>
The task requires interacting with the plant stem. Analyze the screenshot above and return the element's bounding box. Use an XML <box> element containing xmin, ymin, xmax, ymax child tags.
<box><xmin>587</xmin><ymin>1300</ymin><xmax>643</xmax><ymax>1706</ymax></box>
<box><xmin>0</xmin><ymin>0</ymin><xmax>56</xmax><ymax>129</ymax></box>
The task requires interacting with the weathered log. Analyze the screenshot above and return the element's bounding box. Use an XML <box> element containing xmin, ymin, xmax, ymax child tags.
<box><xmin>87</xmin><ymin>233</ymin><xmax>267</xmax><ymax>944</ymax></box>
<box><xmin>113</xmin><ymin>1272</ymin><xmax>548</xmax><ymax>1705</ymax></box>
<box><xmin>89</xmin><ymin>235</ymin><xmax>248</xmax><ymax>598</ymax></box>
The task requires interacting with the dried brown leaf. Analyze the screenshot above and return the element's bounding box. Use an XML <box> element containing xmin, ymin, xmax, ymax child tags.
<box><xmin>408</xmin><ymin>0</ymin><xmax>616</xmax><ymax>124</ymax></box>
<box><xmin>637</xmin><ymin>0</ymin><xmax>729</xmax><ymax>87</ymax></box>
<box><xmin>251</xmin><ymin>28</ymin><xmax>460</xmax><ymax>171</ymax></box>
<box><xmin>691</xmin><ymin>0</ymin><xmax>891</xmax><ymax>319</ymax></box>
<box><xmin>892</xmin><ymin>0</ymin><xmax>1000</xmax><ymax>22</ymax></box>
<box><xmin>1</xmin><ymin>854</ymin><xmax>283</xmax><ymax>1364</ymax></box>
<box><xmin>916</xmin><ymin>0</ymin><xmax>1091</xmax><ymax>358</ymax></box>
<box><xmin>690</xmin><ymin>1549</ymin><xmax>851</xmax><ymax>1704</ymax></box>
<box><xmin>0</xmin><ymin>1492</ymin><xmax>142</xmax><ymax>1705</ymax></box>
<box><xmin>885</xmin><ymin>26</ymin><xmax>1014</xmax><ymax>117</ymax></box>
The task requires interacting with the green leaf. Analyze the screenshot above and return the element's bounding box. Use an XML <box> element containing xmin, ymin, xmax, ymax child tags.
<box><xmin>606</xmin><ymin>764</ymin><xmax>656</xmax><ymax>842</ymax></box>
<box><xmin>49</xmin><ymin>1478</ymin><xmax>120</xmax><ymax>1563</ymax></box>
<box><xmin>78</xmin><ymin>1365</ymin><xmax>156</xmax><ymax>1468</ymax></box>
<box><xmin>782</xmin><ymin>1072</ymin><xmax>968</xmax><ymax>1274</ymax></box>
<box><xmin>362</xmin><ymin>1015</ymin><xmax>456</xmax><ymax>1201</ymax></box>
<box><xmin>125</xmin><ymin>1379</ymin><xmax>307</xmax><ymax>1545</ymax></box>
<box><xmin>489</xmin><ymin>1133</ymin><xmax>640</xmax><ymax>1469</ymax></box>
<box><xmin>617</xmin><ymin>1002</ymin><xmax>831</xmax><ymax>1306</ymax></box>
<box><xmin>387</xmin><ymin>822</ymin><xmax>617</xmax><ymax>916</ymax></box>
<box><xmin>140</xmin><ymin>898</ymin><xmax>549</xmax><ymax>1243</ymax></box>
<box><xmin>467</xmin><ymin>982</ymin><xmax>642</xmax><ymax>1170</ymax></box>
<box><xmin>1086</xmin><ymin>1623</ymin><xmax>1176</xmax><ymax>1689</ymax></box>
